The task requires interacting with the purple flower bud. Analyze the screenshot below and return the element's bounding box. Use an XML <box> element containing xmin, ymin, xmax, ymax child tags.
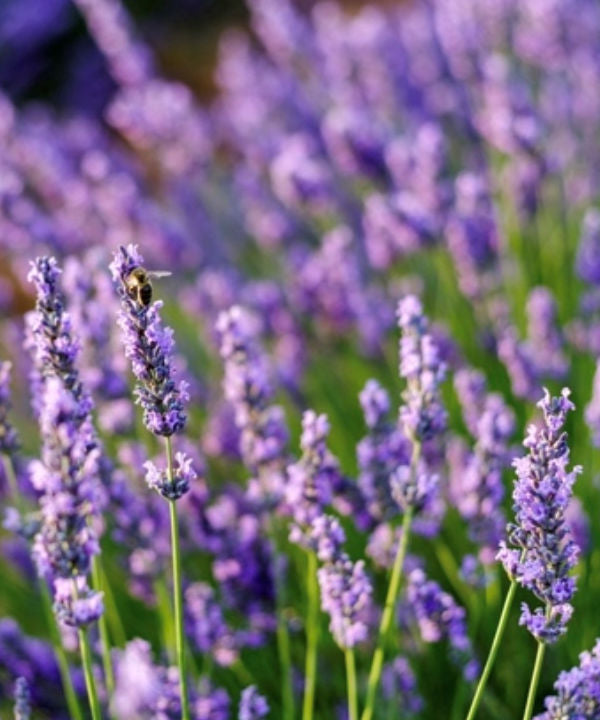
<box><xmin>185</xmin><ymin>583</ymin><xmax>239</xmax><ymax>667</ymax></box>
<box><xmin>381</xmin><ymin>658</ymin><xmax>423</xmax><ymax>717</ymax></box>
<box><xmin>0</xmin><ymin>361</ymin><xmax>19</xmax><ymax>456</ymax></box>
<box><xmin>239</xmin><ymin>685</ymin><xmax>269</xmax><ymax>720</ymax></box>
<box><xmin>144</xmin><ymin>452</ymin><xmax>196</xmax><ymax>501</ymax></box>
<box><xmin>14</xmin><ymin>676</ymin><xmax>31</xmax><ymax>720</ymax></box>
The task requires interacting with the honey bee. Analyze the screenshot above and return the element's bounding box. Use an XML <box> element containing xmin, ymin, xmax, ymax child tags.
<box><xmin>125</xmin><ymin>267</ymin><xmax>172</xmax><ymax>306</ymax></box>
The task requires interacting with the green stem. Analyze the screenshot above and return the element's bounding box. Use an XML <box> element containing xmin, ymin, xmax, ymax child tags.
<box><xmin>464</xmin><ymin>579</ymin><xmax>518</xmax><ymax>720</ymax></box>
<box><xmin>166</xmin><ymin>436</ymin><xmax>190</xmax><ymax>720</ymax></box>
<box><xmin>100</xmin><ymin>562</ymin><xmax>127</xmax><ymax>649</ymax></box>
<box><xmin>2</xmin><ymin>453</ymin><xmax>20</xmax><ymax>504</ymax></box>
<box><xmin>522</xmin><ymin>641</ymin><xmax>546</xmax><ymax>720</ymax></box>
<box><xmin>78</xmin><ymin>625</ymin><xmax>102</xmax><ymax>720</ymax></box>
<box><xmin>345</xmin><ymin>648</ymin><xmax>358</xmax><ymax>720</ymax></box>
<box><xmin>40</xmin><ymin>583</ymin><xmax>84</xmax><ymax>720</ymax></box>
<box><xmin>155</xmin><ymin>578</ymin><xmax>176</xmax><ymax>663</ymax></box>
<box><xmin>302</xmin><ymin>550</ymin><xmax>319</xmax><ymax>720</ymax></box>
<box><xmin>277</xmin><ymin>603</ymin><xmax>295</xmax><ymax>720</ymax></box>
<box><xmin>91</xmin><ymin>556</ymin><xmax>115</xmax><ymax>699</ymax></box>
<box><xmin>361</xmin><ymin>505</ymin><xmax>414</xmax><ymax>720</ymax></box>
<box><xmin>270</xmin><ymin>519</ymin><xmax>294</xmax><ymax>720</ymax></box>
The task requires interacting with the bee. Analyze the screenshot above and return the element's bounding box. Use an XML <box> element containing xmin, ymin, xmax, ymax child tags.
<box><xmin>125</xmin><ymin>267</ymin><xmax>172</xmax><ymax>306</ymax></box>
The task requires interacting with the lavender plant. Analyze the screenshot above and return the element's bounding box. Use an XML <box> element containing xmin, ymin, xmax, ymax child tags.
<box><xmin>111</xmin><ymin>244</ymin><xmax>195</xmax><ymax>720</ymax></box>
<box><xmin>466</xmin><ymin>389</ymin><xmax>581</xmax><ymax>720</ymax></box>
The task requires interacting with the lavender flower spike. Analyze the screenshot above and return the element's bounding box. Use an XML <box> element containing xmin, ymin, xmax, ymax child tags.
<box><xmin>14</xmin><ymin>677</ymin><xmax>30</xmax><ymax>720</ymax></box>
<box><xmin>397</xmin><ymin>294</ymin><xmax>447</xmax><ymax>442</ymax></box>
<box><xmin>110</xmin><ymin>244</ymin><xmax>188</xmax><ymax>438</ymax></box>
<box><xmin>311</xmin><ymin>515</ymin><xmax>373</xmax><ymax>650</ymax></box>
<box><xmin>498</xmin><ymin>388</ymin><xmax>581</xmax><ymax>644</ymax></box>
<box><xmin>239</xmin><ymin>685</ymin><xmax>269</xmax><ymax>720</ymax></box>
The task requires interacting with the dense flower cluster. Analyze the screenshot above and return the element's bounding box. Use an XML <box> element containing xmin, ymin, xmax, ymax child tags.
<box><xmin>13</xmin><ymin>677</ymin><xmax>31</xmax><ymax>720</ymax></box>
<box><xmin>312</xmin><ymin>515</ymin><xmax>373</xmax><ymax>649</ymax></box>
<box><xmin>535</xmin><ymin>639</ymin><xmax>600</xmax><ymax>720</ymax></box>
<box><xmin>498</xmin><ymin>389</ymin><xmax>580</xmax><ymax>643</ymax></box>
<box><xmin>110</xmin><ymin>244</ymin><xmax>188</xmax><ymax>438</ymax></box>
<box><xmin>238</xmin><ymin>685</ymin><xmax>269</xmax><ymax>720</ymax></box>
<box><xmin>111</xmin><ymin>639</ymin><xmax>229</xmax><ymax>720</ymax></box>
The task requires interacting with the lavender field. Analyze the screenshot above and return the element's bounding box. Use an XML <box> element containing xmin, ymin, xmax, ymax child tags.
<box><xmin>1</xmin><ymin>0</ymin><xmax>599</xmax><ymax>718</ymax></box>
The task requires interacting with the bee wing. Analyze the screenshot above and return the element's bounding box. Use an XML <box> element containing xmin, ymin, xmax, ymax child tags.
<box><xmin>146</xmin><ymin>271</ymin><xmax>172</xmax><ymax>278</ymax></box>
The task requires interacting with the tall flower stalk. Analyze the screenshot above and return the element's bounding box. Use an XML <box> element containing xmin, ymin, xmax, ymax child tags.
<box><xmin>362</xmin><ymin>295</ymin><xmax>446</xmax><ymax>720</ymax></box>
<box><xmin>26</xmin><ymin>258</ymin><xmax>106</xmax><ymax>720</ymax></box>
<box><xmin>465</xmin><ymin>389</ymin><xmax>580</xmax><ymax>720</ymax></box>
<box><xmin>111</xmin><ymin>244</ymin><xmax>195</xmax><ymax>720</ymax></box>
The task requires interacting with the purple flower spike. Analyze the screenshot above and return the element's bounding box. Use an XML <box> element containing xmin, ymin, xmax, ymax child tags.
<box><xmin>110</xmin><ymin>245</ymin><xmax>188</xmax><ymax>438</ymax></box>
<box><xmin>535</xmin><ymin>638</ymin><xmax>600</xmax><ymax>720</ymax></box>
<box><xmin>397</xmin><ymin>295</ymin><xmax>447</xmax><ymax>442</ymax></box>
<box><xmin>14</xmin><ymin>676</ymin><xmax>31</xmax><ymax>720</ymax></box>
<box><xmin>357</xmin><ymin>379</ymin><xmax>410</xmax><ymax>522</ymax></box>
<box><xmin>216</xmin><ymin>305</ymin><xmax>288</xmax><ymax>501</ymax></box>
<box><xmin>286</xmin><ymin>410</ymin><xmax>336</xmax><ymax>549</ymax></box>
<box><xmin>239</xmin><ymin>685</ymin><xmax>269</xmax><ymax>720</ymax></box>
<box><xmin>0</xmin><ymin>361</ymin><xmax>19</xmax><ymax>457</ymax></box>
<box><xmin>497</xmin><ymin>388</ymin><xmax>581</xmax><ymax>644</ymax></box>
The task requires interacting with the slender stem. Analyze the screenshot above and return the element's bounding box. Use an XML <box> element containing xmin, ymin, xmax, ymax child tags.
<box><xmin>39</xmin><ymin>582</ymin><xmax>84</xmax><ymax>720</ymax></box>
<box><xmin>270</xmin><ymin>518</ymin><xmax>294</xmax><ymax>720</ymax></box>
<box><xmin>91</xmin><ymin>556</ymin><xmax>115</xmax><ymax>699</ymax></box>
<box><xmin>276</xmin><ymin>600</ymin><xmax>295</xmax><ymax>720</ymax></box>
<box><xmin>154</xmin><ymin>578</ymin><xmax>176</xmax><ymax>662</ymax></box>
<box><xmin>78</xmin><ymin>626</ymin><xmax>102</xmax><ymax>720</ymax></box>
<box><xmin>345</xmin><ymin>648</ymin><xmax>358</xmax><ymax>720</ymax></box>
<box><xmin>166</xmin><ymin>436</ymin><xmax>190</xmax><ymax>720</ymax></box>
<box><xmin>361</xmin><ymin>505</ymin><xmax>414</xmax><ymax>720</ymax></box>
<box><xmin>302</xmin><ymin>550</ymin><xmax>320</xmax><ymax>720</ymax></box>
<box><xmin>522</xmin><ymin>641</ymin><xmax>546</xmax><ymax>720</ymax></box>
<box><xmin>464</xmin><ymin>579</ymin><xmax>518</xmax><ymax>720</ymax></box>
